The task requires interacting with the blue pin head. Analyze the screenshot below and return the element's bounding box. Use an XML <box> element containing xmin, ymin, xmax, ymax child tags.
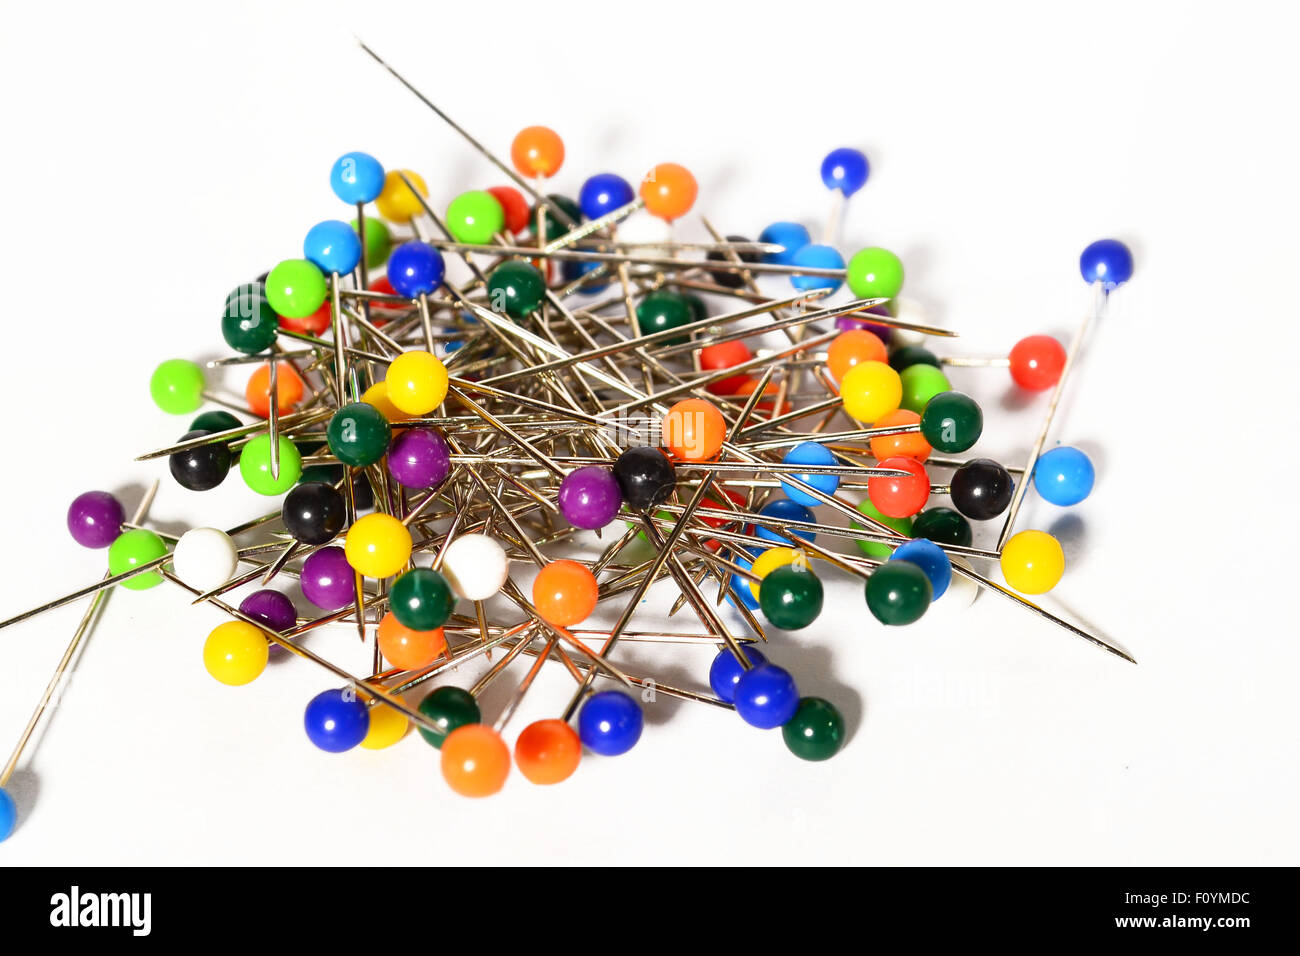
<box><xmin>304</xmin><ymin>220</ymin><xmax>363</xmax><ymax>276</ymax></box>
<box><xmin>820</xmin><ymin>147</ymin><xmax>869</xmax><ymax>197</ymax></box>
<box><xmin>387</xmin><ymin>241</ymin><xmax>446</xmax><ymax>298</ymax></box>
<box><xmin>790</xmin><ymin>244</ymin><xmax>845</xmax><ymax>295</ymax></box>
<box><xmin>330</xmin><ymin>151</ymin><xmax>385</xmax><ymax>205</ymax></box>
<box><xmin>578</xmin><ymin>172</ymin><xmax>634</xmax><ymax>221</ymax></box>
<box><xmin>888</xmin><ymin>538</ymin><xmax>952</xmax><ymax>601</ymax></box>
<box><xmin>1079</xmin><ymin>239</ymin><xmax>1134</xmax><ymax>289</ymax></box>
<box><xmin>758</xmin><ymin>221</ymin><xmax>811</xmax><ymax>265</ymax></box>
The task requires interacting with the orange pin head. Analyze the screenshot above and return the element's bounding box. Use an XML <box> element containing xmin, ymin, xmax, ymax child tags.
<box><xmin>511</xmin><ymin>126</ymin><xmax>565</xmax><ymax>179</ymax></box>
<box><xmin>640</xmin><ymin>163</ymin><xmax>697</xmax><ymax>222</ymax></box>
<box><xmin>662</xmin><ymin>398</ymin><xmax>726</xmax><ymax>462</ymax></box>
<box><xmin>245</xmin><ymin>361</ymin><xmax>304</xmax><ymax>418</ymax></box>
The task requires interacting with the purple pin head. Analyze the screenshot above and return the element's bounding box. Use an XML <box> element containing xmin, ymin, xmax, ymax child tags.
<box><xmin>67</xmin><ymin>491</ymin><xmax>126</xmax><ymax>549</ymax></box>
<box><xmin>300</xmin><ymin>546</ymin><xmax>356</xmax><ymax>611</ymax></box>
<box><xmin>388</xmin><ymin>427</ymin><xmax>451</xmax><ymax>489</ymax></box>
<box><xmin>558</xmin><ymin>466</ymin><xmax>622</xmax><ymax>530</ymax></box>
<box><xmin>239</xmin><ymin>589</ymin><xmax>297</xmax><ymax>633</ymax></box>
<box><xmin>239</xmin><ymin>589</ymin><xmax>297</xmax><ymax>655</ymax></box>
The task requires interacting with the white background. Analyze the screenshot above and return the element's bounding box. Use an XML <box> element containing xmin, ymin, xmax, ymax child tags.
<box><xmin>0</xmin><ymin>0</ymin><xmax>1296</xmax><ymax>865</ymax></box>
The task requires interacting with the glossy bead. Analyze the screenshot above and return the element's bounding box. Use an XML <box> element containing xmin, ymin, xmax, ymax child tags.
<box><xmin>386</xmin><ymin>350</ymin><xmax>449</xmax><ymax>416</ymax></box>
<box><xmin>282</xmin><ymin>481</ymin><xmax>345</xmax><ymax>545</ymax></box>
<box><xmin>759</xmin><ymin>564</ymin><xmax>824</xmax><ymax>630</ymax></box>
<box><xmin>239</xmin><ymin>434</ymin><xmax>302</xmax><ymax>495</ymax></box>
<box><xmin>417</xmin><ymin>685</ymin><xmax>480</xmax><ymax>748</ymax></box>
<box><xmin>388</xmin><ymin>427</ymin><xmax>451</xmax><ymax>488</ymax></box>
<box><xmin>867</xmin><ymin>455</ymin><xmax>930</xmax><ymax>518</ymax></box>
<box><xmin>782</xmin><ymin>697</ymin><xmax>845</xmax><ymax>761</ymax></box>
<box><xmin>390</xmin><ymin>568</ymin><xmax>455</xmax><ymax>630</ymax></box>
<box><xmin>828</xmin><ymin>330</ymin><xmax>887</xmax><ymax>382</ymax></box>
<box><xmin>899</xmin><ymin>363</ymin><xmax>951</xmax><ymax>414</ymax></box>
<box><xmin>1008</xmin><ymin>335</ymin><xmax>1066</xmax><ymax>390</ymax></box>
<box><xmin>330</xmin><ymin>151</ymin><xmax>384</xmax><ymax>204</ymax></box>
<box><xmin>839</xmin><ymin>360</ymin><xmax>902</xmax><ymax>423</ymax></box>
<box><xmin>107</xmin><ymin>528</ymin><xmax>167</xmax><ymax>590</ymax></box>
<box><xmin>868</xmin><ymin>409</ymin><xmax>930</xmax><ymax>462</ymax></box>
<box><xmin>487</xmin><ymin>259</ymin><xmax>546</xmax><ymax>319</ymax></box>
<box><xmin>238</xmin><ymin>589</ymin><xmax>296</xmax><ymax>634</ymax></box>
<box><xmin>300</xmin><ymin>465</ymin><xmax>373</xmax><ymax>511</ymax></box>
<box><xmin>754</xmin><ymin>498</ymin><xmax>816</xmax><ymax>545</ymax></box>
<box><xmin>361</xmin><ymin>381</ymin><xmax>410</xmax><ymax>424</ymax></box>
<box><xmin>912</xmin><ymin>507</ymin><xmax>972</xmax><ymax>547</ymax></box>
<box><xmin>920</xmin><ymin>390</ymin><xmax>983</xmax><ymax>453</ymax></box>
<box><xmin>445</xmin><ymin>190</ymin><xmax>506</xmax><ymax>245</ymax></box>
<box><xmin>529</xmin><ymin>194</ymin><xmax>582</xmax><ymax>242</ymax></box>
<box><xmin>889</xmin><ymin>344</ymin><xmax>939</xmax><ymax>371</ymax></box>
<box><xmin>612</xmin><ymin>446</ymin><xmax>675</xmax><ymax>511</ymax></box>
<box><xmin>345</xmin><ymin>513</ymin><xmax>412</xmax><ymax>579</ymax></box>
<box><xmin>725</xmin><ymin>551</ymin><xmax>761</xmax><ymax>611</ymax></box>
<box><xmin>190</xmin><ymin>410</ymin><xmax>242</xmax><ymax>433</ymax></box>
<box><xmin>377</xmin><ymin>611</ymin><xmax>446</xmax><ymax>670</ymax></box>
<box><xmin>150</xmin><ymin>359</ymin><xmax>204</xmax><ymax>415</ymax></box>
<box><xmin>327</xmin><ymin>402</ymin><xmax>391</xmax><ymax>467</ymax></box>
<box><xmin>304</xmin><ymin>688</ymin><xmax>369</xmax><ymax>753</ymax></box>
<box><xmin>352</xmin><ymin>216</ymin><xmax>392</xmax><ymax>269</ymax></box>
<box><xmin>950</xmin><ymin>458</ymin><xmax>1014</xmax><ymax>520</ymax></box>
<box><xmin>222</xmin><ymin>285</ymin><xmax>279</xmax><ymax>354</ymax></box>
<box><xmin>515</xmin><ymin>719</ymin><xmax>582</xmax><ymax>785</ymax></box>
<box><xmin>360</xmin><ymin>704</ymin><xmax>409</xmax><ymax>750</ymax></box>
<box><xmin>821</xmin><ymin>147</ymin><xmax>869</xmax><ymax>196</ymax></box>
<box><xmin>579</xmin><ymin>172</ymin><xmax>634</xmax><ymax>220</ymax></box>
<box><xmin>532</xmin><ymin>559</ymin><xmax>599</xmax><ymax>627</ymax></box>
<box><xmin>203</xmin><ymin>621</ymin><xmax>269</xmax><ymax>686</ymax></box>
<box><xmin>386</xmin><ymin>240</ymin><xmax>445</xmax><ymax>298</ymax></box>
<box><xmin>735</xmin><ymin>377</ymin><xmax>792</xmax><ymax>416</ymax></box>
<box><xmin>662</xmin><ymin>399</ymin><xmax>726</xmax><ymax>462</ymax></box>
<box><xmin>846</xmin><ymin>246</ymin><xmax>904</xmax><ymax>300</ymax></box>
<box><xmin>778</xmin><ymin>441</ymin><xmax>838</xmax><ymax>507</ymax></box>
<box><xmin>245</xmin><ymin>361</ymin><xmax>304</xmax><ymax>418</ymax></box>
<box><xmin>486</xmin><ymin>185</ymin><xmax>530</xmax><ymax>234</ymax></box>
<box><xmin>1000</xmin><ymin>530</ymin><xmax>1065</xmax><ymax>594</ymax></box>
<box><xmin>300</xmin><ymin>546</ymin><xmax>356</xmax><ymax>611</ymax></box>
<box><xmin>511</xmin><ymin>126</ymin><xmax>565</xmax><ymax>178</ymax></box>
<box><xmin>635</xmin><ymin>290</ymin><xmax>693</xmax><ymax>343</ymax></box>
<box><xmin>851</xmin><ymin>498</ymin><xmax>913</xmax><ymax>559</ymax></box>
<box><xmin>707</xmin><ymin>645</ymin><xmax>767</xmax><ymax>703</ymax></box>
<box><xmin>279</xmin><ymin>297</ymin><xmax>331</xmax><ymax>334</ymax></box>
<box><xmin>441</xmin><ymin>724</ymin><xmax>511</xmax><ymax>797</ymax></box>
<box><xmin>67</xmin><ymin>491</ymin><xmax>125</xmax><ymax>548</ymax></box>
<box><xmin>0</xmin><ymin>788</ymin><xmax>16</xmax><ymax>842</ymax></box>
<box><xmin>169</xmin><ymin>429</ymin><xmax>231</xmax><ymax>492</ymax></box>
<box><xmin>561</xmin><ymin>257</ymin><xmax>611</xmax><ymax>294</ymax></box>
<box><xmin>865</xmin><ymin>561</ymin><xmax>932</xmax><ymax>625</ymax></box>
<box><xmin>758</xmin><ymin>221</ymin><xmax>810</xmax><ymax>265</ymax></box>
<box><xmin>733</xmin><ymin>663</ymin><xmax>799</xmax><ymax>729</ymax></box>
<box><xmin>705</xmin><ymin>233</ymin><xmax>760</xmax><ymax>289</ymax></box>
<box><xmin>747</xmin><ymin>546</ymin><xmax>805</xmax><ymax>599</ymax></box>
<box><xmin>172</xmin><ymin>527</ymin><xmax>238</xmax><ymax>592</ymax></box>
<box><xmin>889</xmin><ymin>538</ymin><xmax>951</xmax><ymax>600</ymax></box>
<box><xmin>790</xmin><ymin>243</ymin><xmax>845</xmax><ymax>294</ymax></box>
<box><xmin>577</xmin><ymin>690</ymin><xmax>643</xmax><ymax>756</ymax></box>
<box><xmin>1034</xmin><ymin>446</ymin><xmax>1095</xmax><ymax>506</ymax></box>
<box><xmin>264</xmin><ymin>259</ymin><xmax>327</xmax><ymax>319</ymax></box>
<box><xmin>558</xmin><ymin>466</ymin><xmax>622</xmax><ymax>529</ymax></box>
<box><xmin>304</xmin><ymin>219</ymin><xmax>362</xmax><ymax>276</ymax></box>
<box><xmin>374</xmin><ymin>169</ymin><xmax>427</xmax><ymax>223</ymax></box>
<box><xmin>441</xmin><ymin>534</ymin><xmax>509</xmax><ymax>600</ymax></box>
<box><xmin>1079</xmin><ymin>238</ymin><xmax>1133</xmax><ymax>288</ymax></box>
<box><xmin>640</xmin><ymin>162</ymin><xmax>697</xmax><ymax>222</ymax></box>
